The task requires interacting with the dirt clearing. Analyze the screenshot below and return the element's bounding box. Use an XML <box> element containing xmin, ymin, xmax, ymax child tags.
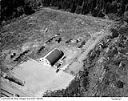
<box><xmin>11</xmin><ymin>59</ymin><xmax>74</xmax><ymax>97</ymax></box>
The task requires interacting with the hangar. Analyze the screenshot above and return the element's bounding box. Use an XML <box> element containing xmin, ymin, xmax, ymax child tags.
<box><xmin>40</xmin><ymin>48</ymin><xmax>64</xmax><ymax>66</ymax></box>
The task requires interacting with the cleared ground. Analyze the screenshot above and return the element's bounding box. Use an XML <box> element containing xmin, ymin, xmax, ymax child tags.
<box><xmin>0</xmin><ymin>8</ymin><xmax>114</xmax><ymax>97</ymax></box>
<box><xmin>12</xmin><ymin>59</ymin><xmax>74</xmax><ymax>97</ymax></box>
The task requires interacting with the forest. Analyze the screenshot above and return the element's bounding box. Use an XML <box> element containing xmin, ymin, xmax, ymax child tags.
<box><xmin>1</xmin><ymin>0</ymin><xmax>128</xmax><ymax>25</ymax></box>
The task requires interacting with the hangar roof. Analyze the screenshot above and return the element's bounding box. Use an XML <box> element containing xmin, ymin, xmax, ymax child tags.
<box><xmin>45</xmin><ymin>49</ymin><xmax>64</xmax><ymax>66</ymax></box>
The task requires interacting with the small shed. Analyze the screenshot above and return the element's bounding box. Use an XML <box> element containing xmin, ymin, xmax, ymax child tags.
<box><xmin>45</xmin><ymin>49</ymin><xmax>64</xmax><ymax>66</ymax></box>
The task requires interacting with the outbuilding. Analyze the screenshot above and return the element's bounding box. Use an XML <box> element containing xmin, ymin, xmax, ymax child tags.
<box><xmin>40</xmin><ymin>48</ymin><xmax>64</xmax><ymax>66</ymax></box>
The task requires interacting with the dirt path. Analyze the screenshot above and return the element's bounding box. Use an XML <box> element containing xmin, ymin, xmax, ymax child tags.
<box><xmin>64</xmin><ymin>29</ymin><xmax>111</xmax><ymax>74</ymax></box>
<box><xmin>78</xmin><ymin>29</ymin><xmax>110</xmax><ymax>62</ymax></box>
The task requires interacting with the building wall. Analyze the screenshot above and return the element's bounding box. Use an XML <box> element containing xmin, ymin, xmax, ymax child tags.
<box><xmin>39</xmin><ymin>58</ymin><xmax>51</xmax><ymax>66</ymax></box>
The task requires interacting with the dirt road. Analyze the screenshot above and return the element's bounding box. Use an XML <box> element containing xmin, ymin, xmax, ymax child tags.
<box><xmin>78</xmin><ymin>29</ymin><xmax>110</xmax><ymax>62</ymax></box>
<box><xmin>64</xmin><ymin>29</ymin><xmax>111</xmax><ymax>74</ymax></box>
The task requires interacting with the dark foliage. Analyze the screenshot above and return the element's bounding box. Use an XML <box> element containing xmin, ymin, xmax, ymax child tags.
<box><xmin>116</xmin><ymin>80</ymin><xmax>124</xmax><ymax>88</ymax></box>
<box><xmin>1</xmin><ymin>0</ymin><xmax>42</xmax><ymax>23</ymax></box>
<box><xmin>43</xmin><ymin>78</ymin><xmax>81</xmax><ymax>97</ymax></box>
<box><xmin>1</xmin><ymin>0</ymin><xmax>128</xmax><ymax>25</ymax></box>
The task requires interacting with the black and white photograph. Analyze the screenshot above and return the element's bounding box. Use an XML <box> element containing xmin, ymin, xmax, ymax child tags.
<box><xmin>0</xmin><ymin>0</ymin><xmax>128</xmax><ymax>100</ymax></box>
